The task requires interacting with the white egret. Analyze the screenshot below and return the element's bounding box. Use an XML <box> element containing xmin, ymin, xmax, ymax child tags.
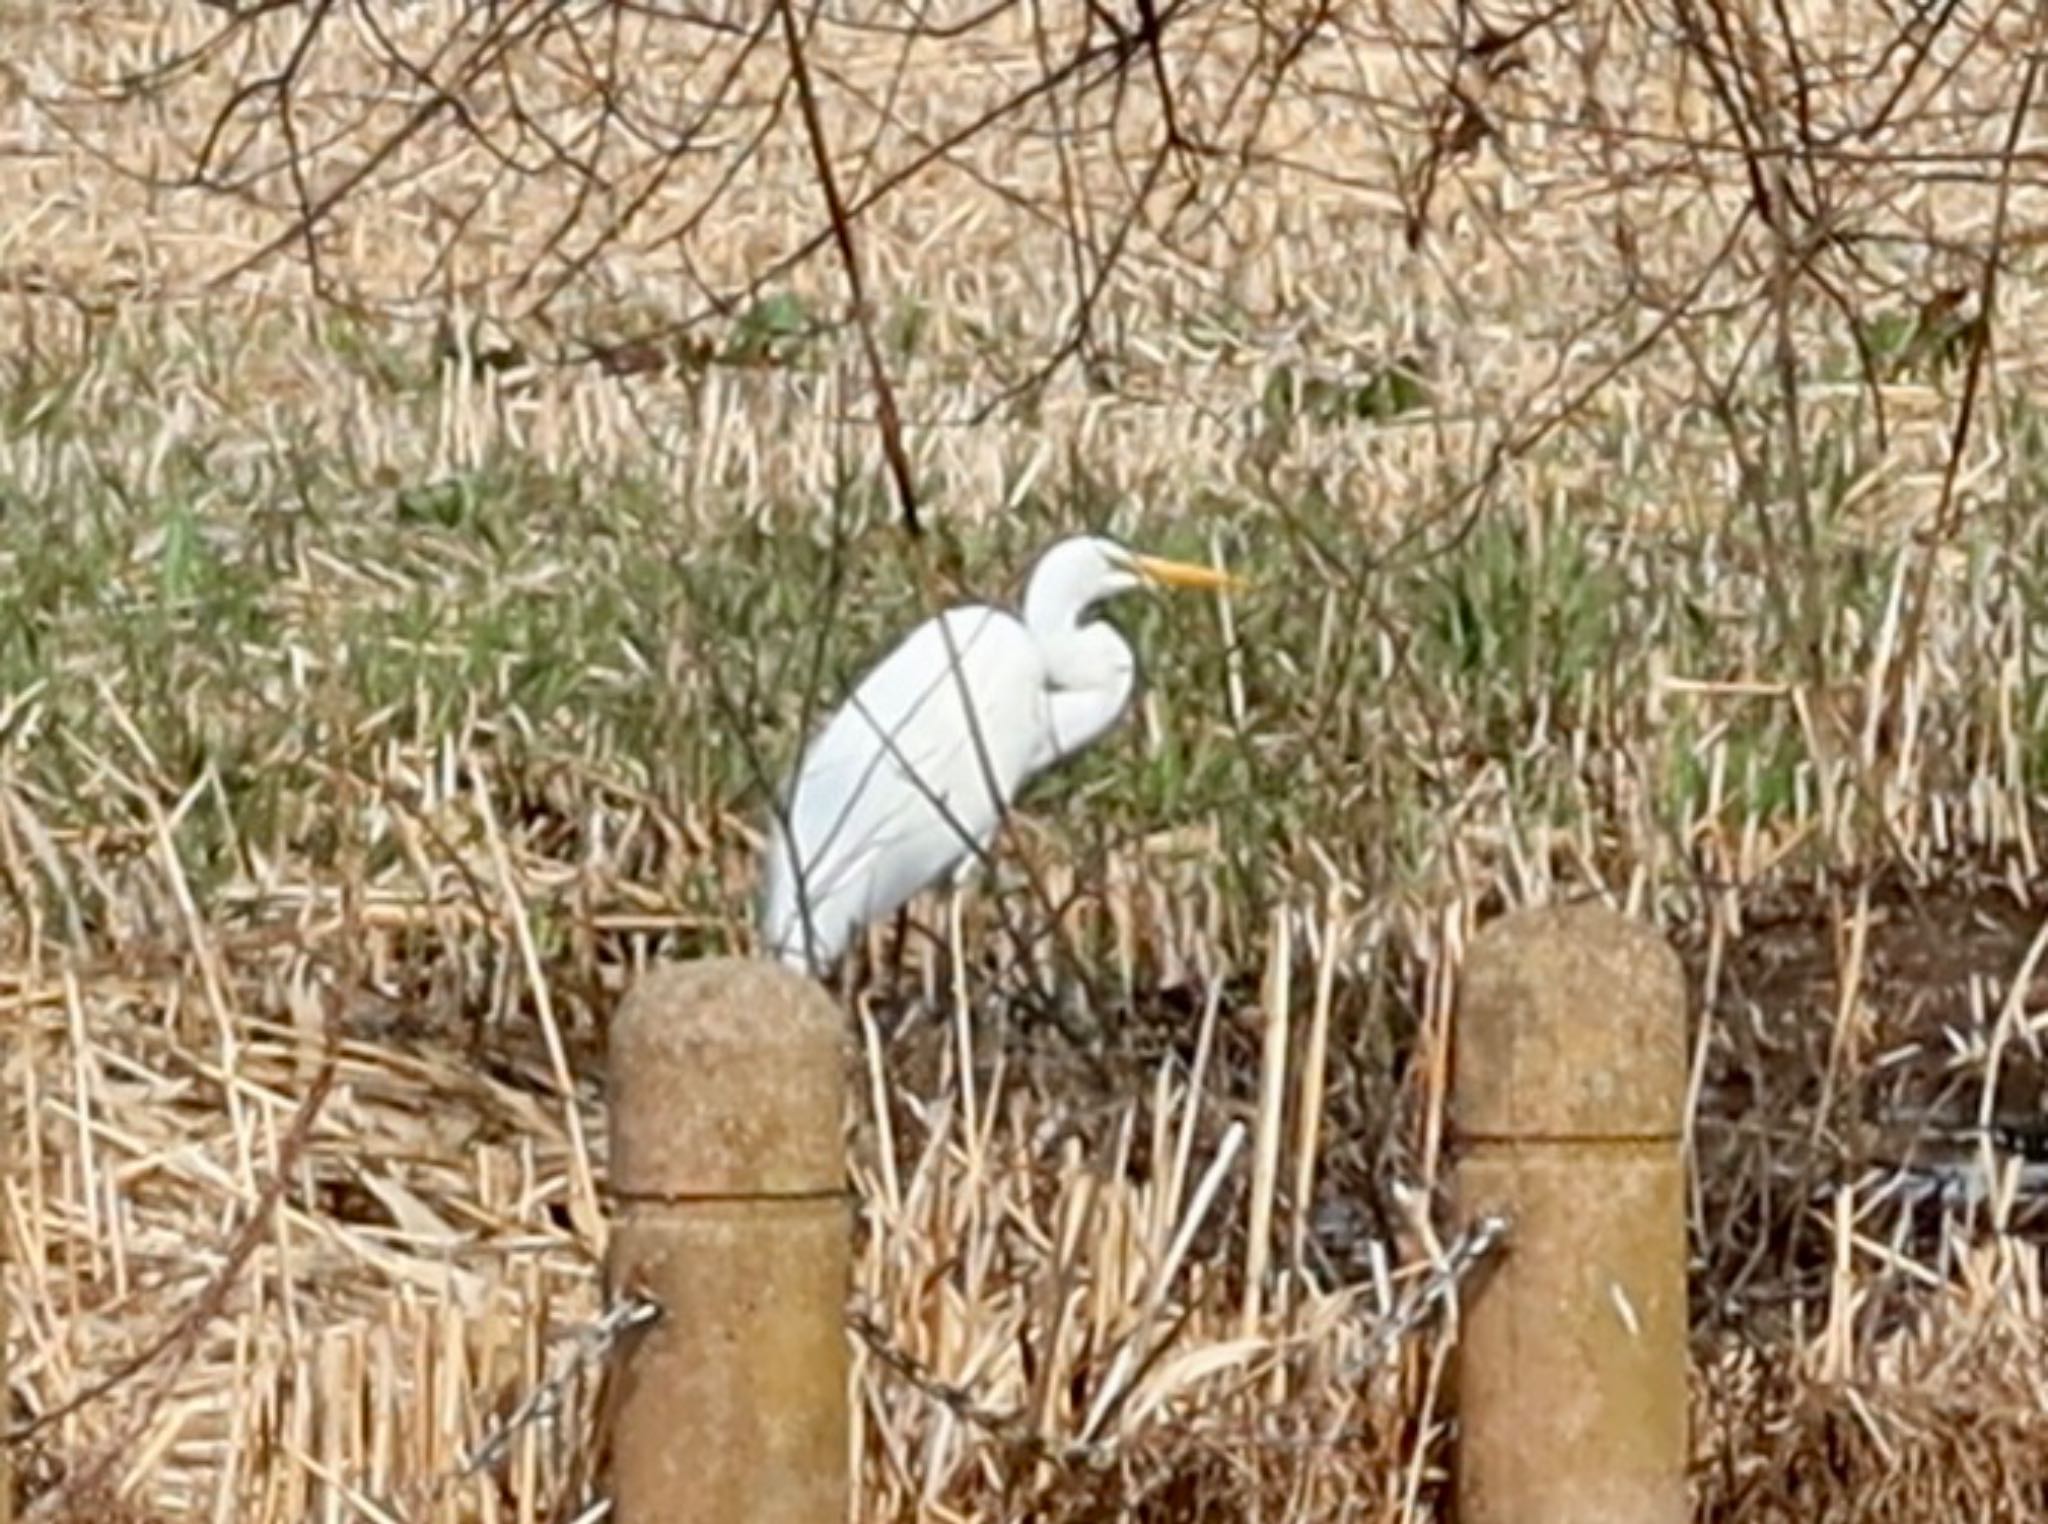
<box><xmin>759</xmin><ymin>535</ymin><xmax>1239</xmax><ymax>974</ymax></box>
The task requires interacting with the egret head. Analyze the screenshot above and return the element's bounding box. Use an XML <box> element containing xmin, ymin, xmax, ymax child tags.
<box><xmin>1025</xmin><ymin>535</ymin><xmax>1240</xmax><ymax>629</ymax></box>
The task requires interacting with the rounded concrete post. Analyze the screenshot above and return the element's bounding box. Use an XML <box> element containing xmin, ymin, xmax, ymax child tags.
<box><xmin>1451</xmin><ymin>903</ymin><xmax>1688</xmax><ymax>1524</ymax></box>
<box><xmin>605</xmin><ymin>959</ymin><xmax>850</xmax><ymax>1524</ymax></box>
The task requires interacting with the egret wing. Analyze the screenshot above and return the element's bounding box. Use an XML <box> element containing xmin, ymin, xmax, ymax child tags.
<box><xmin>763</xmin><ymin>606</ymin><xmax>1050</xmax><ymax>964</ymax></box>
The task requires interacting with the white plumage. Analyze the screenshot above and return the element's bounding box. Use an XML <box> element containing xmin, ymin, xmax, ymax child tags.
<box><xmin>759</xmin><ymin>535</ymin><xmax>1237</xmax><ymax>974</ymax></box>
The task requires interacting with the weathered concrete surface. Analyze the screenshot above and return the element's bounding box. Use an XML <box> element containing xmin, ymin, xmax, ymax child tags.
<box><xmin>1452</xmin><ymin>904</ymin><xmax>1689</xmax><ymax>1524</ymax></box>
<box><xmin>606</xmin><ymin>958</ymin><xmax>850</xmax><ymax>1524</ymax></box>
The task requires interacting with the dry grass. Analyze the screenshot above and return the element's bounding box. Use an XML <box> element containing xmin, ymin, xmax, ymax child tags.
<box><xmin>6</xmin><ymin>0</ymin><xmax>2048</xmax><ymax>1519</ymax></box>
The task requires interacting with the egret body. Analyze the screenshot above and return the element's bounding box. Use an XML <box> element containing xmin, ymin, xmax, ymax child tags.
<box><xmin>759</xmin><ymin>535</ymin><xmax>1236</xmax><ymax>974</ymax></box>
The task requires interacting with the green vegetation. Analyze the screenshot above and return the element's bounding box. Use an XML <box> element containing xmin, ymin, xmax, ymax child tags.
<box><xmin>9</xmin><ymin>312</ymin><xmax>2048</xmax><ymax>943</ymax></box>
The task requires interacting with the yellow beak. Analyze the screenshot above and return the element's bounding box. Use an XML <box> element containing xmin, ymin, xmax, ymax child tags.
<box><xmin>1131</xmin><ymin>552</ymin><xmax>1244</xmax><ymax>592</ymax></box>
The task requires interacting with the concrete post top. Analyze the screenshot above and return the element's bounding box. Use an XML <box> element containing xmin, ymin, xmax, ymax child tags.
<box><xmin>1455</xmin><ymin>902</ymin><xmax>1687</xmax><ymax>1140</ymax></box>
<box><xmin>608</xmin><ymin>957</ymin><xmax>848</xmax><ymax>1199</ymax></box>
